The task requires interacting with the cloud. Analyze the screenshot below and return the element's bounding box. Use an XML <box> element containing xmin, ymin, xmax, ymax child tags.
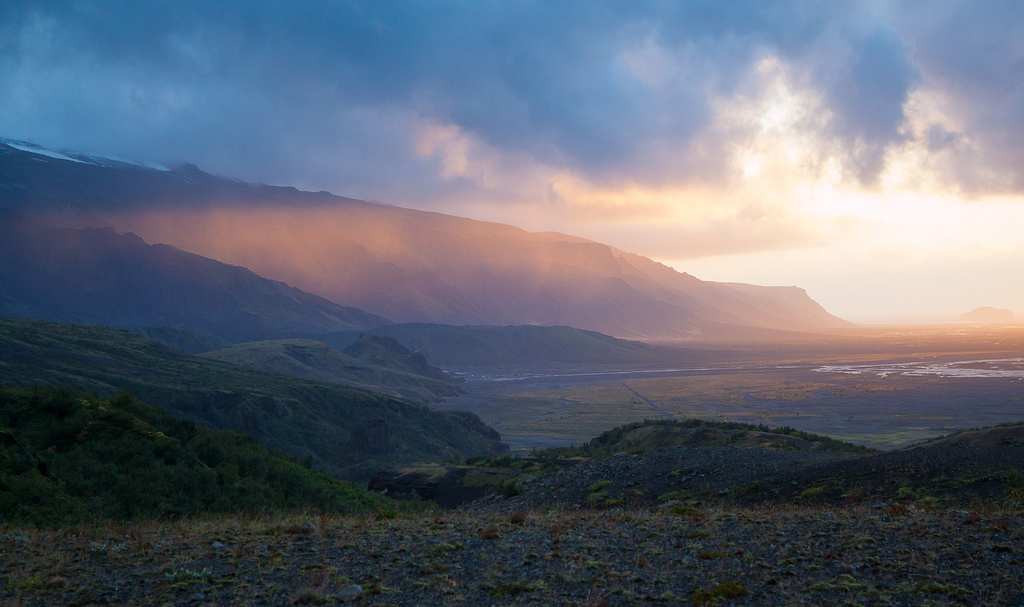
<box><xmin>0</xmin><ymin>3</ymin><xmax>927</xmax><ymax>183</ymax></box>
<box><xmin>0</xmin><ymin>0</ymin><xmax>1022</xmax><ymax>267</ymax></box>
<box><xmin>885</xmin><ymin>0</ymin><xmax>1024</xmax><ymax>192</ymax></box>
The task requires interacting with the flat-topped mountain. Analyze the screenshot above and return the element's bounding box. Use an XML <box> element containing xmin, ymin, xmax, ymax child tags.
<box><xmin>960</xmin><ymin>306</ymin><xmax>1014</xmax><ymax>322</ymax></box>
<box><xmin>0</xmin><ymin>140</ymin><xmax>850</xmax><ymax>340</ymax></box>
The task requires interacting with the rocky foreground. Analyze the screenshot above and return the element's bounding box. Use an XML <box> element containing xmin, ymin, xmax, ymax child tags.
<box><xmin>2</xmin><ymin>503</ymin><xmax>1021</xmax><ymax>606</ymax></box>
<box><xmin>5</xmin><ymin>425</ymin><xmax>1024</xmax><ymax>606</ymax></box>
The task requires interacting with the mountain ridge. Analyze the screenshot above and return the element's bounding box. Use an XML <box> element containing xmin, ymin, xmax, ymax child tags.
<box><xmin>0</xmin><ymin>139</ymin><xmax>851</xmax><ymax>340</ymax></box>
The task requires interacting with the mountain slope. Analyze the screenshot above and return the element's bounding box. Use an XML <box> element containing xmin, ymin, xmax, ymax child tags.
<box><xmin>342</xmin><ymin>334</ymin><xmax>452</xmax><ymax>381</ymax></box>
<box><xmin>318</xmin><ymin>323</ymin><xmax>681</xmax><ymax>371</ymax></box>
<box><xmin>201</xmin><ymin>336</ymin><xmax>463</xmax><ymax>403</ymax></box>
<box><xmin>0</xmin><ymin>318</ymin><xmax>506</xmax><ymax>480</ymax></box>
<box><xmin>0</xmin><ymin>215</ymin><xmax>390</xmax><ymax>342</ymax></box>
<box><xmin>0</xmin><ymin>139</ymin><xmax>850</xmax><ymax>339</ymax></box>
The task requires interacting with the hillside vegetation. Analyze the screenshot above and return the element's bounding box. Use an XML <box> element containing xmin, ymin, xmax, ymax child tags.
<box><xmin>535</xmin><ymin>418</ymin><xmax>875</xmax><ymax>459</ymax></box>
<box><xmin>913</xmin><ymin>422</ymin><xmax>1024</xmax><ymax>448</ymax></box>
<box><xmin>0</xmin><ymin>387</ymin><xmax>386</xmax><ymax>526</ymax></box>
<box><xmin>373</xmin><ymin>419</ymin><xmax>1024</xmax><ymax>509</ymax></box>
<box><xmin>0</xmin><ymin>319</ymin><xmax>506</xmax><ymax>480</ymax></box>
<box><xmin>202</xmin><ymin>334</ymin><xmax>462</xmax><ymax>403</ymax></box>
<box><xmin>129</xmin><ymin>326</ymin><xmax>231</xmax><ymax>355</ymax></box>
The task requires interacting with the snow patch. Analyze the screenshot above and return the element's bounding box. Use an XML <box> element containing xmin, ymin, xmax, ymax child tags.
<box><xmin>0</xmin><ymin>139</ymin><xmax>170</xmax><ymax>171</ymax></box>
<box><xmin>2</xmin><ymin>140</ymin><xmax>90</xmax><ymax>164</ymax></box>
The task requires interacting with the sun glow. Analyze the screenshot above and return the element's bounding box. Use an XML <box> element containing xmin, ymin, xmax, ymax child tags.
<box><xmin>395</xmin><ymin>53</ymin><xmax>1024</xmax><ymax>322</ymax></box>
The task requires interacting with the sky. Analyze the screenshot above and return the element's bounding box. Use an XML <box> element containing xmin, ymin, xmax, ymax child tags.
<box><xmin>2</xmin><ymin>1</ymin><xmax>1024</xmax><ymax>323</ymax></box>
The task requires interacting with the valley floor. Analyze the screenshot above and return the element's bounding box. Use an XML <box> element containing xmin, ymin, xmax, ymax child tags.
<box><xmin>442</xmin><ymin>327</ymin><xmax>1024</xmax><ymax>452</ymax></box>
<box><xmin>2</xmin><ymin>504</ymin><xmax>1021</xmax><ymax>606</ymax></box>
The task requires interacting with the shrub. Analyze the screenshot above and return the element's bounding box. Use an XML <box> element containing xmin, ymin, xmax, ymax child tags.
<box><xmin>496</xmin><ymin>477</ymin><xmax>525</xmax><ymax>498</ymax></box>
<box><xmin>917</xmin><ymin>582</ymin><xmax>968</xmax><ymax>597</ymax></box>
<box><xmin>799</xmin><ymin>486</ymin><xmax>825</xmax><ymax>500</ymax></box>
<box><xmin>693</xmin><ymin>581</ymin><xmax>747</xmax><ymax>604</ymax></box>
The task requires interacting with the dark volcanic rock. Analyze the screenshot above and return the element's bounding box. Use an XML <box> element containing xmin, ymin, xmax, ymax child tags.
<box><xmin>369</xmin><ymin>465</ymin><xmax>523</xmax><ymax>508</ymax></box>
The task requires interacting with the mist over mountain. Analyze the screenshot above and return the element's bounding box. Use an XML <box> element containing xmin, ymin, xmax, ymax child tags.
<box><xmin>0</xmin><ymin>214</ymin><xmax>389</xmax><ymax>342</ymax></box>
<box><xmin>0</xmin><ymin>139</ymin><xmax>850</xmax><ymax>340</ymax></box>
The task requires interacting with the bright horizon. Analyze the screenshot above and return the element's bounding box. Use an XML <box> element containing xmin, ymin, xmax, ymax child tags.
<box><xmin>3</xmin><ymin>2</ymin><xmax>1022</xmax><ymax>324</ymax></box>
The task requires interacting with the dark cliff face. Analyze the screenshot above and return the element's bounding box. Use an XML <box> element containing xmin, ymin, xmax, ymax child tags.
<box><xmin>367</xmin><ymin>464</ymin><xmax>519</xmax><ymax>508</ymax></box>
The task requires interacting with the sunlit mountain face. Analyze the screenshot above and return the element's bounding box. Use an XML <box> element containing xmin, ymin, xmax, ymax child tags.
<box><xmin>0</xmin><ymin>143</ymin><xmax>847</xmax><ymax>340</ymax></box>
<box><xmin>1</xmin><ymin>2</ymin><xmax>1023</xmax><ymax>323</ymax></box>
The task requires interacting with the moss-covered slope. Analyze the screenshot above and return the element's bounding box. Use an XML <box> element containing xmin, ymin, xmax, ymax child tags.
<box><xmin>0</xmin><ymin>387</ymin><xmax>387</xmax><ymax>525</ymax></box>
<box><xmin>201</xmin><ymin>335</ymin><xmax>462</xmax><ymax>403</ymax></box>
<box><xmin>0</xmin><ymin>319</ymin><xmax>506</xmax><ymax>480</ymax></box>
<box><xmin>535</xmin><ymin>418</ymin><xmax>875</xmax><ymax>459</ymax></box>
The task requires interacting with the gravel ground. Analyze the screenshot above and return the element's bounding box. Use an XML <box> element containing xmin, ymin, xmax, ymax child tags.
<box><xmin>1</xmin><ymin>505</ymin><xmax>1022</xmax><ymax>606</ymax></box>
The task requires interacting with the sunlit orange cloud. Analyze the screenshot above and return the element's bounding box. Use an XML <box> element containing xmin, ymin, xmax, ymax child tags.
<box><xmin>410</xmin><ymin>53</ymin><xmax>1024</xmax><ymax>259</ymax></box>
<box><xmin>403</xmin><ymin>55</ymin><xmax>861</xmax><ymax>256</ymax></box>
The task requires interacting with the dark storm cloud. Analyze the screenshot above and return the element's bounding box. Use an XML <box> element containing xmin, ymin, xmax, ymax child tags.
<box><xmin>0</xmin><ymin>1</ymin><xmax>1018</xmax><ymax>199</ymax></box>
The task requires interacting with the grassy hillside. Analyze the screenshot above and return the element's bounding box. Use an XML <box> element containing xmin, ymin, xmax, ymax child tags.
<box><xmin>0</xmin><ymin>319</ymin><xmax>506</xmax><ymax>480</ymax></box>
<box><xmin>0</xmin><ymin>387</ymin><xmax>386</xmax><ymax>525</ymax></box>
<box><xmin>534</xmin><ymin>418</ymin><xmax>876</xmax><ymax>459</ymax></box>
<box><xmin>342</xmin><ymin>334</ymin><xmax>453</xmax><ymax>382</ymax></box>
<box><xmin>366</xmin><ymin>419</ymin><xmax>875</xmax><ymax>508</ymax></box>
<box><xmin>913</xmin><ymin>422</ymin><xmax>1024</xmax><ymax>448</ymax></box>
<box><xmin>321</xmin><ymin>323</ymin><xmax>679</xmax><ymax>371</ymax></box>
<box><xmin>201</xmin><ymin>336</ymin><xmax>462</xmax><ymax>403</ymax></box>
<box><xmin>129</xmin><ymin>326</ymin><xmax>231</xmax><ymax>355</ymax></box>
